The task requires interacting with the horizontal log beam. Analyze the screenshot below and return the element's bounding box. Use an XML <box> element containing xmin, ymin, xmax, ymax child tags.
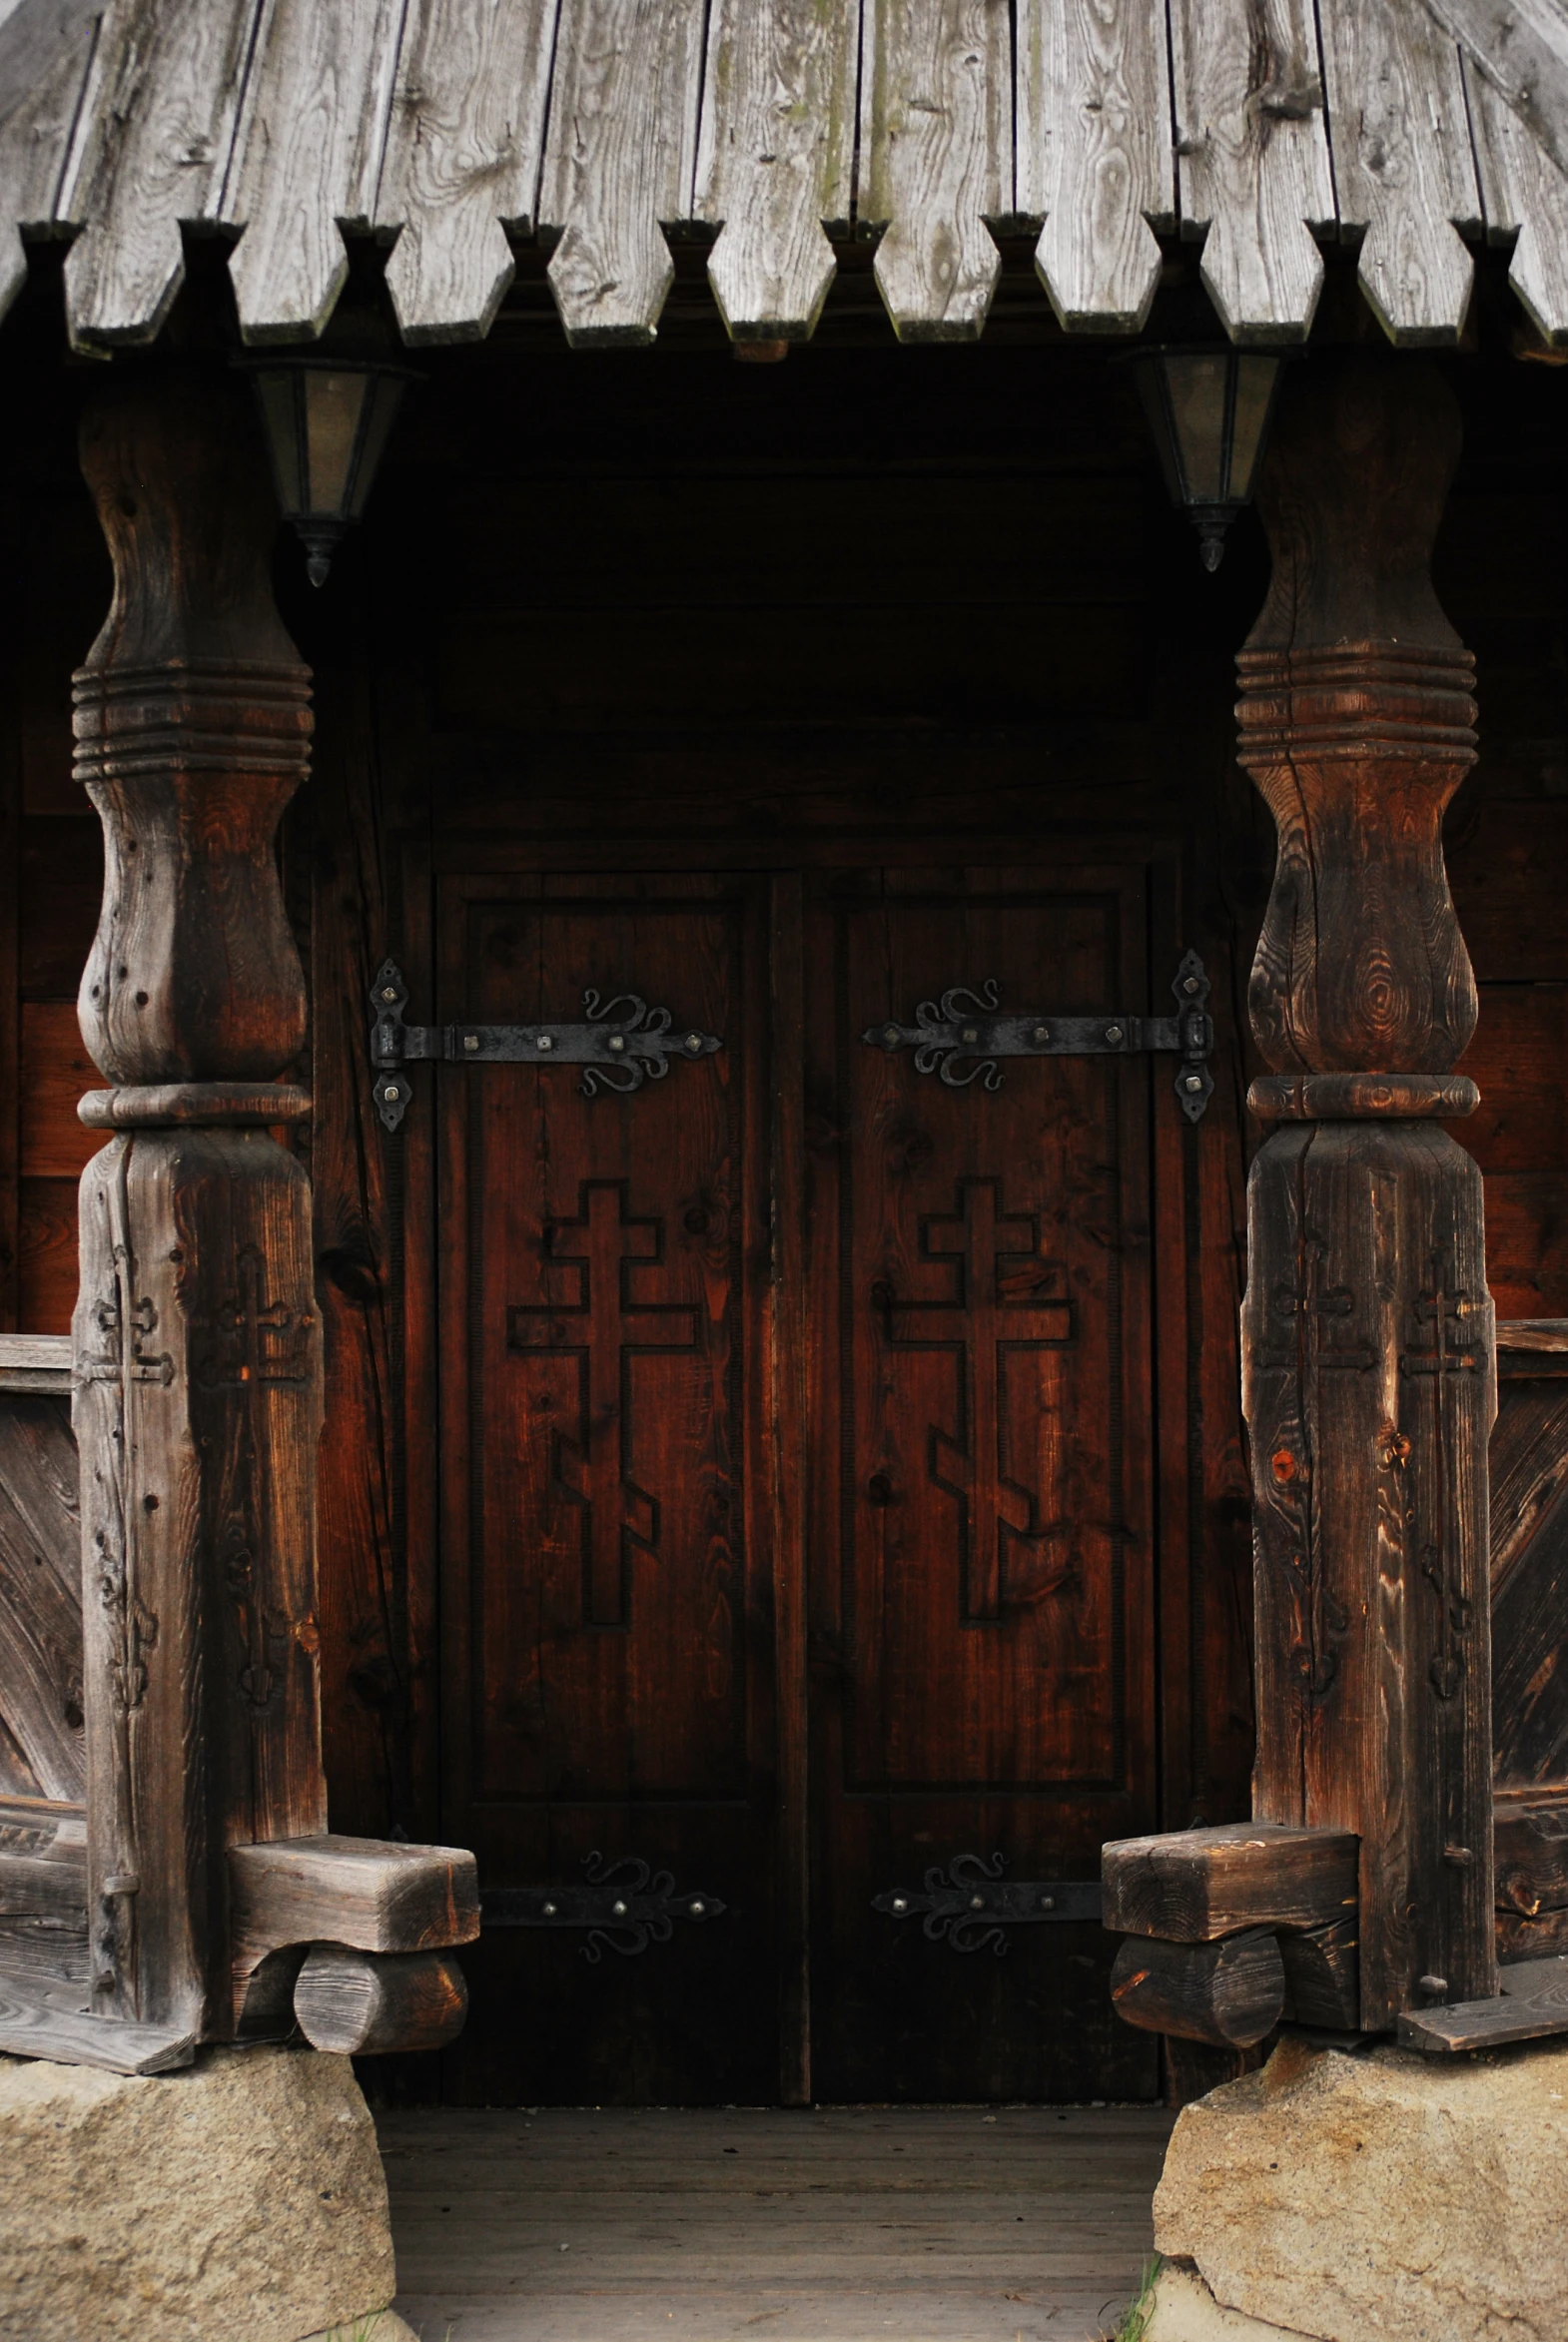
<box><xmin>293</xmin><ymin>1946</ymin><xmax>467</xmax><ymax>2055</ymax></box>
<box><xmin>1110</xmin><ymin>1930</ymin><xmax>1285</xmax><ymax>2048</ymax></box>
<box><xmin>1103</xmin><ymin>1825</ymin><xmax>1359</xmax><ymax>1943</ymax></box>
<box><xmin>228</xmin><ymin>1834</ymin><xmax>478</xmax><ymax>2033</ymax></box>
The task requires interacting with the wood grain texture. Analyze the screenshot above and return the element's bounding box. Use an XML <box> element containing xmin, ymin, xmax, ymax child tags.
<box><xmin>1463</xmin><ymin>52</ymin><xmax>1568</xmax><ymax>344</ymax></box>
<box><xmin>0</xmin><ymin>1794</ymin><xmax>86</xmax><ymax>1924</ymax></box>
<box><xmin>1017</xmin><ymin>0</ymin><xmax>1171</xmax><ymax>334</ymax></box>
<box><xmin>1168</xmin><ymin>0</ymin><xmax>1332</xmax><ymax>344</ymax></box>
<box><xmin>378</xmin><ymin>0</ymin><xmax>560</xmax><ymax>345</ymax></box>
<box><xmin>859</xmin><ymin>0</ymin><xmax>1009</xmax><ymax>342</ymax></box>
<box><xmin>1396</xmin><ymin>1950</ymin><xmax>1568</xmax><ymax>2049</ymax></box>
<box><xmin>222</xmin><ymin>0</ymin><xmax>406</xmax><ymax>343</ymax></box>
<box><xmin>1490</xmin><ymin>1377</ymin><xmax>1568</xmax><ymax>1788</ymax></box>
<box><xmin>0</xmin><ymin>0</ymin><xmax>101</xmax><ymax>326</ymax></box>
<box><xmin>60</xmin><ymin>0</ymin><xmax>262</xmax><ymax>349</ymax></box>
<box><xmin>0</xmin><ymin>1949</ymin><xmax>193</xmax><ymax>2070</ymax></box>
<box><xmin>1494</xmin><ymin>1794</ymin><xmax>1568</xmax><ymax>1914</ymax></box>
<box><xmin>695</xmin><ymin>0</ymin><xmax>859</xmax><ymax>342</ymax></box>
<box><xmin>0</xmin><ymin>1337</ymin><xmax>72</xmax><ymax>1396</ymax></box>
<box><xmin>1110</xmin><ymin>1929</ymin><xmax>1285</xmax><ymax>2048</ymax></box>
<box><xmin>230</xmin><ymin>1831</ymin><xmax>478</xmax><ymax>2021</ymax></box>
<box><xmin>539</xmin><ymin>0</ymin><xmax>706</xmax><ymax>346</ymax></box>
<box><xmin>1317</xmin><ymin>0</ymin><xmax>1479</xmax><ymax>346</ymax></box>
<box><xmin>1102</xmin><ymin>1824</ymin><xmax>1357</xmax><ymax>1943</ymax></box>
<box><xmin>1277</xmin><ymin>1914</ymin><xmax>1360</xmax><ymax>2029</ymax></box>
<box><xmin>1421</xmin><ymin>0</ymin><xmax>1568</xmax><ymax>189</ymax></box>
<box><xmin>0</xmin><ymin>1395</ymin><xmax>83</xmax><ymax>1802</ymax></box>
<box><xmin>293</xmin><ymin>1942</ymin><xmax>467</xmax><ymax>2052</ymax></box>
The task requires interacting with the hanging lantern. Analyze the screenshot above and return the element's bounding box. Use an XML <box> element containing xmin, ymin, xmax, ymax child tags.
<box><xmin>243</xmin><ymin>358</ymin><xmax>415</xmax><ymax>586</ymax></box>
<box><xmin>1130</xmin><ymin>348</ymin><xmax>1287</xmax><ymax>572</ymax></box>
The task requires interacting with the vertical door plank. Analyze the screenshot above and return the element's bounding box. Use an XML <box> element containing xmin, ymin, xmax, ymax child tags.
<box><xmin>538</xmin><ymin>0</ymin><xmax>707</xmax><ymax>347</ymax></box>
<box><xmin>1017</xmin><ymin>0</ymin><xmax>1172</xmax><ymax>336</ymax></box>
<box><xmin>1464</xmin><ymin>55</ymin><xmax>1568</xmax><ymax>346</ymax></box>
<box><xmin>1169</xmin><ymin>0</ymin><xmax>1333</xmax><ymax>344</ymax></box>
<box><xmin>0</xmin><ymin>0</ymin><xmax>101</xmax><ymax>327</ymax></box>
<box><xmin>1319</xmin><ymin>0</ymin><xmax>1480</xmax><ymax>345</ymax></box>
<box><xmin>222</xmin><ymin>0</ymin><xmax>405</xmax><ymax>344</ymax></box>
<box><xmin>694</xmin><ymin>0</ymin><xmax>859</xmax><ymax>344</ymax></box>
<box><xmin>59</xmin><ymin>0</ymin><xmax>262</xmax><ymax>349</ymax></box>
<box><xmin>859</xmin><ymin>0</ymin><xmax>1010</xmax><ymax>342</ymax></box>
<box><xmin>378</xmin><ymin>0</ymin><xmax>560</xmax><ymax>346</ymax></box>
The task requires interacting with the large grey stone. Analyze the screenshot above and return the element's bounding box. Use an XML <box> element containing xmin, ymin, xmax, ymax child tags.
<box><xmin>0</xmin><ymin>2041</ymin><xmax>398</xmax><ymax>2342</ymax></box>
<box><xmin>1155</xmin><ymin>2031</ymin><xmax>1568</xmax><ymax>2342</ymax></box>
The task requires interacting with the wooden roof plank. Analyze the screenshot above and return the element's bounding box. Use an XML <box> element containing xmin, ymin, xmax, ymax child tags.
<box><xmin>1422</xmin><ymin>0</ymin><xmax>1568</xmax><ymax>193</ymax></box>
<box><xmin>539</xmin><ymin>0</ymin><xmax>707</xmax><ymax>348</ymax></box>
<box><xmin>1463</xmin><ymin>50</ymin><xmax>1568</xmax><ymax>344</ymax></box>
<box><xmin>1319</xmin><ymin>0</ymin><xmax>1480</xmax><ymax>346</ymax></box>
<box><xmin>1170</xmin><ymin>0</ymin><xmax>1333</xmax><ymax>345</ymax></box>
<box><xmin>222</xmin><ymin>0</ymin><xmax>407</xmax><ymax>345</ymax></box>
<box><xmin>694</xmin><ymin>0</ymin><xmax>859</xmax><ymax>343</ymax></box>
<box><xmin>59</xmin><ymin>0</ymin><xmax>262</xmax><ymax>349</ymax></box>
<box><xmin>859</xmin><ymin>0</ymin><xmax>1010</xmax><ymax>342</ymax></box>
<box><xmin>1017</xmin><ymin>0</ymin><xmax>1172</xmax><ymax>337</ymax></box>
<box><xmin>0</xmin><ymin>0</ymin><xmax>101</xmax><ymax>327</ymax></box>
<box><xmin>377</xmin><ymin>0</ymin><xmax>559</xmax><ymax>346</ymax></box>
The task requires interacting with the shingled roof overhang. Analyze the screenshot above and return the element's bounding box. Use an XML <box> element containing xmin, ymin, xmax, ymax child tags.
<box><xmin>4</xmin><ymin>0</ymin><xmax>1568</xmax><ymax>358</ymax></box>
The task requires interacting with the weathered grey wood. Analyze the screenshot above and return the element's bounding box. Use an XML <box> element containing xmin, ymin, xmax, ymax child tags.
<box><xmin>0</xmin><ymin>1952</ymin><xmax>193</xmax><ymax>2071</ymax></box>
<box><xmin>1464</xmin><ymin>53</ymin><xmax>1568</xmax><ymax>344</ymax></box>
<box><xmin>1278</xmin><ymin>1916</ymin><xmax>1360</xmax><ymax>2030</ymax></box>
<box><xmin>1496</xmin><ymin>1318</ymin><xmax>1568</xmax><ymax>1355</ymax></box>
<box><xmin>229</xmin><ymin>1832</ymin><xmax>478</xmax><ymax>2022</ymax></box>
<box><xmin>1111</xmin><ymin>1929</ymin><xmax>1285</xmax><ymax>2048</ymax></box>
<box><xmin>0</xmin><ymin>1336</ymin><xmax>72</xmax><ymax>1394</ymax></box>
<box><xmin>0</xmin><ymin>1795</ymin><xmax>86</xmax><ymax>1925</ymax></box>
<box><xmin>293</xmin><ymin>1943</ymin><xmax>467</xmax><ymax>2053</ymax></box>
<box><xmin>1168</xmin><ymin>0</ymin><xmax>1333</xmax><ymax>343</ymax></box>
<box><xmin>694</xmin><ymin>0</ymin><xmax>859</xmax><ymax>343</ymax></box>
<box><xmin>1017</xmin><ymin>0</ymin><xmax>1171</xmax><ymax>335</ymax></box>
<box><xmin>1397</xmin><ymin>1951</ymin><xmax>1568</xmax><ymax>2050</ymax></box>
<box><xmin>859</xmin><ymin>0</ymin><xmax>1009</xmax><ymax>342</ymax></box>
<box><xmin>1103</xmin><ymin>1824</ymin><xmax>1358</xmax><ymax>1943</ymax></box>
<box><xmin>1421</xmin><ymin>0</ymin><xmax>1568</xmax><ymax>190</ymax></box>
<box><xmin>0</xmin><ymin>1396</ymin><xmax>83</xmax><ymax>1803</ymax></box>
<box><xmin>60</xmin><ymin>0</ymin><xmax>261</xmax><ymax>349</ymax></box>
<box><xmin>1318</xmin><ymin>0</ymin><xmax>1480</xmax><ymax>345</ymax></box>
<box><xmin>377</xmin><ymin>0</ymin><xmax>559</xmax><ymax>345</ymax></box>
<box><xmin>222</xmin><ymin>0</ymin><xmax>405</xmax><ymax>343</ymax></box>
<box><xmin>0</xmin><ymin>0</ymin><xmax>100</xmax><ymax>324</ymax></box>
<box><xmin>538</xmin><ymin>0</ymin><xmax>707</xmax><ymax>347</ymax></box>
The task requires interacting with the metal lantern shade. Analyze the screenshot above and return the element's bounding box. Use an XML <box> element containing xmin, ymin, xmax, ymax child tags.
<box><xmin>248</xmin><ymin>361</ymin><xmax>410</xmax><ymax>586</ymax></box>
<box><xmin>1132</xmin><ymin>349</ymin><xmax>1284</xmax><ymax>571</ymax></box>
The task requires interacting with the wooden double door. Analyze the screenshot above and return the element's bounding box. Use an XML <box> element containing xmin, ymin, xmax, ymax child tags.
<box><xmin>434</xmin><ymin>852</ymin><xmax>1176</xmax><ymax>2104</ymax></box>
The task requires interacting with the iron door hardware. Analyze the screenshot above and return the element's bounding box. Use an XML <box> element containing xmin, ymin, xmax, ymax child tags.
<box><xmin>863</xmin><ymin>949</ymin><xmax>1215</xmax><ymax>1121</ymax></box>
<box><xmin>873</xmin><ymin>1853</ymin><xmax>1103</xmax><ymax>1955</ymax></box>
<box><xmin>370</xmin><ymin>960</ymin><xmax>725</xmax><ymax>1130</ymax></box>
<box><xmin>479</xmin><ymin>1853</ymin><xmax>728</xmax><ymax>1963</ymax></box>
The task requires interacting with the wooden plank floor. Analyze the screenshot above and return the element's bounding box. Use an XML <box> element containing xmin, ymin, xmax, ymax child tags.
<box><xmin>381</xmin><ymin>2104</ymin><xmax>1175</xmax><ymax>2341</ymax></box>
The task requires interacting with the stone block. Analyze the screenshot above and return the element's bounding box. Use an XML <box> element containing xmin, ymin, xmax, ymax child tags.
<box><xmin>1146</xmin><ymin>2262</ymin><xmax>1317</xmax><ymax>2340</ymax></box>
<box><xmin>0</xmin><ymin>2042</ymin><xmax>398</xmax><ymax>2342</ymax></box>
<box><xmin>1155</xmin><ymin>2032</ymin><xmax>1568</xmax><ymax>2342</ymax></box>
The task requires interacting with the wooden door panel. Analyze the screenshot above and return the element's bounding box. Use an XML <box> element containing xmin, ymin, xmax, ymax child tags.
<box><xmin>807</xmin><ymin>867</ymin><xmax>1161</xmax><ymax>2102</ymax></box>
<box><xmin>437</xmin><ymin>874</ymin><xmax>777</xmax><ymax>2103</ymax></box>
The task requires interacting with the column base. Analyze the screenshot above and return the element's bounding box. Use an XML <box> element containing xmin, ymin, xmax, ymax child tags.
<box><xmin>1153</xmin><ymin>2031</ymin><xmax>1568</xmax><ymax>2341</ymax></box>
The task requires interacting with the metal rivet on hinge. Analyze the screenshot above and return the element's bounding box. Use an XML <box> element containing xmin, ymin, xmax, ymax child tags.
<box><xmin>962</xmin><ymin>1027</ymin><xmax>979</xmax><ymax>1044</ymax></box>
<box><xmin>383</xmin><ymin>1085</ymin><xmax>399</xmax><ymax>1103</ymax></box>
<box><xmin>608</xmin><ymin>1035</ymin><xmax>626</xmax><ymax>1052</ymax></box>
<box><xmin>685</xmin><ymin>1033</ymin><xmax>703</xmax><ymax>1053</ymax></box>
<box><xmin>612</xmin><ymin>1899</ymin><xmax>628</xmax><ymax>1917</ymax></box>
<box><xmin>969</xmin><ymin>1894</ymin><xmax>986</xmax><ymax>1910</ymax></box>
<box><xmin>1032</xmin><ymin>1025</ymin><xmax>1050</xmax><ymax>1044</ymax></box>
<box><xmin>1039</xmin><ymin>1895</ymin><xmax>1055</xmax><ymax>1911</ymax></box>
<box><xmin>537</xmin><ymin>1034</ymin><xmax>554</xmax><ymax>1051</ymax></box>
<box><xmin>382</xmin><ymin>985</ymin><xmax>397</xmax><ymax>1003</ymax></box>
<box><xmin>541</xmin><ymin>1901</ymin><xmax>557</xmax><ymax>1917</ymax></box>
<box><xmin>1105</xmin><ymin>1025</ymin><xmax>1124</xmax><ymax>1045</ymax></box>
<box><xmin>891</xmin><ymin>1896</ymin><xmax>909</xmax><ymax>1915</ymax></box>
<box><xmin>689</xmin><ymin>1900</ymin><xmax>706</xmax><ymax>1918</ymax></box>
<box><xmin>1184</xmin><ymin>1075</ymin><xmax>1203</xmax><ymax>1093</ymax></box>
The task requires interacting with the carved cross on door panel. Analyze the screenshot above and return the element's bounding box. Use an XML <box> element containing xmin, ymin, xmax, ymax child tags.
<box><xmin>875</xmin><ymin>1178</ymin><xmax>1076</xmax><ymax>1623</ymax></box>
<box><xmin>508</xmin><ymin>1181</ymin><xmax>702</xmax><ymax>1629</ymax></box>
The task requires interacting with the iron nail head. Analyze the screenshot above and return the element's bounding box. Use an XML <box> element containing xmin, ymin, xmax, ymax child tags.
<box><xmin>686</xmin><ymin>1033</ymin><xmax>703</xmax><ymax>1052</ymax></box>
<box><xmin>1184</xmin><ymin>977</ymin><xmax>1199</xmax><ymax>994</ymax></box>
<box><xmin>537</xmin><ymin>1034</ymin><xmax>554</xmax><ymax>1051</ymax></box>
<box><xmin>1106</xmin><ymin>1025</ymin><xmax>1124</xmax><ymax>1045</ymax></box>
<box><xmin>541</xmin><ymin>1901</ymin><xmax>557</xmax><ymax>1917</ymax></box>
<box><xmin>689</xmin><ymin>1900</ymin><xmax>706</xmax><ymax>1917</ymax></box>
<box><xmin>1184</xmin><ymin>1075</ymin><xmax>1202</xmax><ymax>1092</ymax></box>
<box><xmin>883</xmin><ymin>1026</ymin><xmax>901</xmax><ymax>1048</ymax></box>
<box><xmin>463</xmin><ymin>1033</ymin><xmax>479</xmax><ymax>1052</ymax></box>
<box><xmin>383</xmin><ymin>1085</ymin><xmax>399</xmax><ymax>1102</ymax></box>
<box><xmin>969</xmin><ymin>1894</ymin><xmax>986</xmax><ymax>1910</ymax></box>
<box><xmin>608</xmin><ymin>1035</ymin><xmax>626</xmax><ymax>1051</ymax></box>
<box><xmin>961</xmin><ymin>1027</ymin><xmax>979</xmax><ymax>1045</ymax></box>
<box><xmin>1040</xmin><ymin>1895</ymin><xmax>1055</xmax><ymax>1911</ymax></box>
<box><xmin>891</xmin><ymin>1897</ymin><xmax>908</xmax><ymax>1914</ymax></box>
<box><xmin>382</xmin><ymin>985</ymin><xmax>397</xmax><ymax>1002</ymax></box>
<box><xmin>1033</xmin><ymin>1025</ymin><xmax>1050</xmax><ymax>1044</ymax></box>
<box><xmin>612</xmin><ymin>1900</ymin><xmax>628</xmax><ymax>1917</ymax></box>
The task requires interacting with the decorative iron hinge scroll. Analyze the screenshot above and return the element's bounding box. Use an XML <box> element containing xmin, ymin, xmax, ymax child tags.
<box><xmin>864</xmin><ymin>950</ymin><xmax>1215</xmax><ymax>1122</ymax></box>
<box><xmin>479</xmin><ymin>1853</ymin><xmax>727</xmax><ymax>1964</ymax></box>
<box><xmin>873</xmin><ymin>1853</ymin><xmax>1103</xmax><ymax>1956</ymax></box>
<box><xmin>370</xmin><ymin>961</ymin><xmax>724</xmax><ymax>1131</ymax></box>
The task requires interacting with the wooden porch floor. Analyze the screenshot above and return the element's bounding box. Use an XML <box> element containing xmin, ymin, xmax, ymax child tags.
<box><xmin>379</xmin><ymin>2104</ymin><xmax>1175</xmax><ymax>2342</ymax></box>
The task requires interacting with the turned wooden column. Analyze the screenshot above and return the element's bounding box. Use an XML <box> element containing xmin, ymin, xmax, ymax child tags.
<box><xmin>1238</xmin><ymin>354</ymin><xmax>1497</xmax><ymax>2029</ymax></box>
<box><xmin>71</xmin><ymin>369</ymin><xmax>323</xmax><ymax>2037</ymax></box>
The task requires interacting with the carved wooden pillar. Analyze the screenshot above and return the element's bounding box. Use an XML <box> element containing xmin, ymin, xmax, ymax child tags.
<box><xmin>71</xmin><ymin>369</ymin><xmax>323</xmax><ymax>2037</ymax></box>
<box><xmin>1238</xmin><ymin>354</ymin><xmax>1497</xmax><ymax>2028</ymax></box>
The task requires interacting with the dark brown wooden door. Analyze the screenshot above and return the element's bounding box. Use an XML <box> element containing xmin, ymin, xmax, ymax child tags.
<box><xmin>433</xmin><ymin>857</ymin><xmax>1164</xmax><ymax>2102</ymax></box>
<box><xmin>803</xmin><ymin>867</ymin><xmax>1160</xmax><ymax>2100</ymax></box>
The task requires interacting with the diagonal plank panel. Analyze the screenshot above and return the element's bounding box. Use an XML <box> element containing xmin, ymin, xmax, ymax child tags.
<box><xmin>0</xmin><ymin>0</ymin><xmax>101</xmax><ymax>328</ymax></box>
<box><xmin>694</xmin><ymin>0</ymin><xmax>859</xmax><ymax>343</ymax></box>
<box><xmin>1169</xmin><ymin>0</ymin><xmax>1333</xmax><ymax>345</ymax></box>
<box><xmin>0</xmin><ymin>1399</ymin><xmax>83</xmax><ymax>1806</ymax></box>
<box><xmin>1319</xmin><ymin>0</ymin><xmax>1480</xmax><ymax>345</ymax></box>
<box><xmin>1017</xmin><ymin>0</ymin><xmax>1171</xmax><ymax>336</ymax></box>
<box><xmin>222</xmin><ymin>0</ymin><xmax>406</xmax><ymax>344</ymax></box>
<box><xmin>60</xmin><ymin>0</ymin><xmax>262</xmax><ymax>349</ymax></box>
<box><xmin>1422</xmin><ymin>0</ymin><xmax>1568</xmax><ymax>192</ymax></box>
<box><xmin>1463</xmin><ymin>50</ymin><xmax>1568</xmax><ymax>344</ymax></box>
<box><xmin>378</xmin><ymin>0</ymin><xmax>560</xmax><ymax>345</ymax></box>
<box><xmin>859</xmin><ymin>0</ymin><xmax>1010</xmax><ymax>342</ymax></box>
<box><xmin>539</xmin><ymin>0</ymin><xmax>707</xmax><ymax>347</ymax></box>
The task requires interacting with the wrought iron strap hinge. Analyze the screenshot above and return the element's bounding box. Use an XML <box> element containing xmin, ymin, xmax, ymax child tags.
<box><xmin>864</xmin><ymin>950</ymin><xmax>1215</xmax><ymax>1122</ymax></box>
<box><xmin>370</xmin><ymin>960</ymin><xmax>724</xmax><ymax>1131</ymax></box>
<box><xmin>479</xmin><ymin>1853</ymin><xmax>727</xmax><ymax>1964</ymax></box>
<box><xmin>873</xmin><ymin>1853</ymin><xmax>1103</xmax><ymax>1955</ymax></box>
